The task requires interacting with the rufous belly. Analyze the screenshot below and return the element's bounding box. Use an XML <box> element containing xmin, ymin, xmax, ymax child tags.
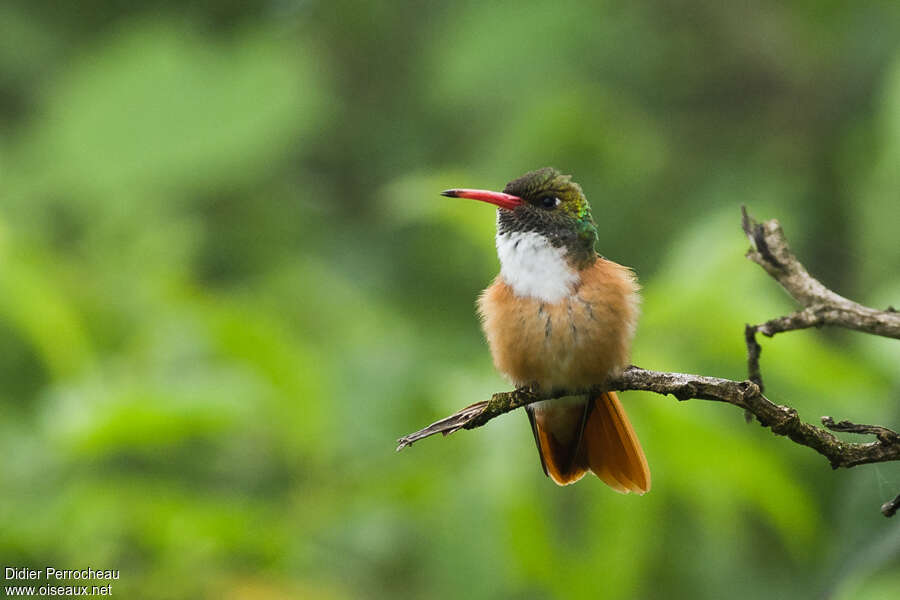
<box><xmin>477</xmin><ymin>258</ymin><xmax>639</xmax><ymax>392</ymax></box>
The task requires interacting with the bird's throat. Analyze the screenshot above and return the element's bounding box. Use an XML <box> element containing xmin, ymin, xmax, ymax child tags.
<box><xmin>495</xmin><ymin>230</ymin><xmax>580</xmax><ymax>303</ymax></box>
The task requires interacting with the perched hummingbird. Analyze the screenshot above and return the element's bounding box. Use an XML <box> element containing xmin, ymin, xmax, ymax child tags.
<box><xmin>442</xmin><ymin>168</ymin><xmax>649</xmax><ymax>492</ymax></box>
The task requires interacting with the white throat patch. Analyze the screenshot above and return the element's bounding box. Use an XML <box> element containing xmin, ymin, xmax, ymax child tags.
<box><xmin>496</xmin><ymin>230</ymin><xmax>579</xmax><ymax>302</ymax></box>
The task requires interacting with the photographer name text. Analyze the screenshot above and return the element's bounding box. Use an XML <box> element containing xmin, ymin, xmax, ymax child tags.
<box><xmin>4</xmin><ymin>567</ymin><xmax>118</xmax><ymax>597</ymax></box>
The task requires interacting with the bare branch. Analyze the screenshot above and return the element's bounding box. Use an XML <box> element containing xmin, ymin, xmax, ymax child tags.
<box><xmin>397</xmin><ymin>366</ymin><xmax>900</xmax><ymax>470</ymax></box>
<box><xmin>744</xmin><ymin>323</ymin><xmax>764</xmax><ymax>392</ymax></box>
<box><xmin>740</xmin><ymin>207</ymin><xmax>900</xmax><ymax>514</ymax></box>
<box><xmin>741</xmin><ymin>206</ymin><xmax>900</xmax><ymax>338</ymax></box>
<box><xmin>822</xmin><ymin>416</ymin><xmax>900</xmax><ymax>445</ymax></box>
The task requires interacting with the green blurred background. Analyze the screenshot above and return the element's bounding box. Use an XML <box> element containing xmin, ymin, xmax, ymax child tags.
<box><xmin>2</xmin><ymin>1</ymin><xmax>899</xmax><ymax>598</ymax></box>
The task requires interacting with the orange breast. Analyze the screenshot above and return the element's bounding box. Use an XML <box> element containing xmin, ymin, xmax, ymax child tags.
<box><xmin>477</xmin><ymin>258</ymin><xmax>639</xmax><ymax>391</ymax></box>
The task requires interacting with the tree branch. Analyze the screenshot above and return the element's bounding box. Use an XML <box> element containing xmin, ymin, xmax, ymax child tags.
<box><xmin>741</xmin><ymin>206</ymin><xmax>900</xmax><ymax>339</ymax></box>
<box><xmin>397</xmin><ymin>366</ymin><xmax>900</xmax><ymax>471</ymax></box>
<box><xmin>741</xmin><ymin>205</ymin><xmax>900</xmax><ymax>396</ymax></box>
<box><xmin>398</xmin><ymin>208</ymin><xmax>900</xmax><ymax>516</ymax></box>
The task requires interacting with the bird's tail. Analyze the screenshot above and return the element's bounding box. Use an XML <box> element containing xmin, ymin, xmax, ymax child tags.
<box><xmin>526</xmin><ymin>391</ymin><xmax>650</xmax><ymax>493</ymax></box>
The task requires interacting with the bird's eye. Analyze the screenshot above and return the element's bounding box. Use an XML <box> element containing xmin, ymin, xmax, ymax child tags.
<box><xmin>541</xmin><ymin>196</ymin><xmax>561</xmax><ymax>209</ymax></box>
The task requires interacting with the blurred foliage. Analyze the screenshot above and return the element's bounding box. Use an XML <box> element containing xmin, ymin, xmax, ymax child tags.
<box><xmin>1</xmin><ymin>1</ymin><xmax>899</xmax><ymax>598</ymax></box>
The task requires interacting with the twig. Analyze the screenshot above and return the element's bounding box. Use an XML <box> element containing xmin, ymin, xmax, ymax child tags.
<box><xmin>820</xmin><ymin>417</ymin><xmax>900</xmax><ymax>518</ymax></box>
<box><xmin>822</xmin><ymin>416</ymin><xmax>900</xmax><ymax>445</ymax></box>
<box><xmin>740</xmin><ymin>207</ymin><xmax>900</xmax><ymax>515</ymax></box>
<box><xmin>744</xmin><ymin>324</ymin><xmax>764</xmax><ymax>392</ymax></box>
<box><xmin>740</xmin><ymin>206</ymin><xmax>900</xmax><ymax>339</ymax></box>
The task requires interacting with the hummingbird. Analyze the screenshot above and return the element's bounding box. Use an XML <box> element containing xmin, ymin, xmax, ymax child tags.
<box><xmin>441</xmin><ymin>167</ymin><xmax>649</xmax><ymax>492</ymax></box>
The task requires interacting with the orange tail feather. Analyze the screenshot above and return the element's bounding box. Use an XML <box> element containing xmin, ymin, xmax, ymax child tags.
<box><xmin>527</xmin><ymin>392</ymin><xmax>650</xmax><ymax>493</ymax></box>
<box><xmin>527</xmin><ymin>398</ymin><xmax>589</xmax><ymax>485</ymax></box>
<box><xmin>582</xmin><ymin>391</ymin><xmax>650</xmax><ymax>494</ymax></box>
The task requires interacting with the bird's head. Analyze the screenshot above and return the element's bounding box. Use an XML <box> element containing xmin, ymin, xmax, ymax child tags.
<box><xmin>442</xmin><ymin>167</ymin><xmax>598</xmax><ymax>267</ymax></box>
